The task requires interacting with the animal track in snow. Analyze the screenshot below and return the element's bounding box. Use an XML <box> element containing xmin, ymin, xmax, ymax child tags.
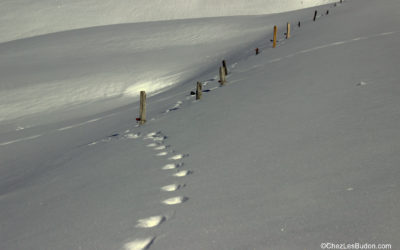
<box><xmin>165</xmin><ymin>101</ymin><xmax>183</xmax><ymax>113</ymax></box>
<box><xmin>162</xmin><ymin>163</ymin><xmax>182</xmax><ymax>170</ymax></box>
<box><xmin>136</xmin><ymin>216</ymin><xmax>165</xmax><ymax>228</ymax></box>
<box><xmin>125</xmin><ymin>133</ymin><xmax>141</xmax><ymax>139</ymax></box>
<box><xmin>161</xmin><ymin>184</ymin><xmax>182</xmax><ymax>192</ymax></box>
<box><xmin>162</xmin><ymin>196</ymin><xmax>188</xmax><ymax>205</ymax></box>
<box><xmin>146</xmin><ymin>132</ymin><xmax>157</xmax><ymax>137</ymax></box>
<box><xmin>152</xmin><ymin>136</ymin><xmax>166</xmax><ymax>141</ymax></box>
<box><xmin>124</xmin><ymin>237</ymin><xmax>154</xmax><ymax>250</ymax></box>
<box><xmin>156</xmin><ymin>151</ymin><xmax>168</xmax><ymax>156</ymax></box>
<box><xmin>173</xmin><ymin>170</ymin><xmax>191</xmax><ymax>177</ymax></box>
<box><xmin>144</xmin><ymin>132</ymin><xmax>166</xmax><ymax>141</ymax></box>
<box><xmin>357</xmin><ymin>81</ymin><xmax>368</xmax><ymax>86</ymax></box>
<box><xmin>168</xmin><ymin>154</ymin><xmax>186</xmax><ymax>160</ymax></box>
<box><xmin>154</xmin><ymin>145</ymin><xmax>167</xmax><ymax>150</ymax></box>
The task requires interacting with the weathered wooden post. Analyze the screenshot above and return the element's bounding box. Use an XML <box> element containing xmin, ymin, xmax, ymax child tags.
<box><xmin>222</xmin><ymin>60</ymin><xmax>228</xmax><ymax>75</ymax></box>
<box><xmin>313</xmin><ymin>10</ymin><xmax>318</xmax><ymax>21</ymax></box>
<box><xmin>196</xmin><ymin>82</ymin><xmax>202</xmax><ymax>100</ymax></box>
<box><xmin>273</xmin><ymin>25</ymin><xmax>277</xmax><ymax>48</ymax></box>
<box><xmin>286</xmin><ymin>23</ymin><xmax>291</xmax><ymax>39</ymax></box>
<box><xmin>298</xmin><ymin>21</ymin><xmax>301</xmax><ymax>27</ymax></box>
<box><xmin>255</xmin><ymin>48</ymin><xmax>259</xmax><ymax>55</ymax></box>
<box><xmin>219</xmin><ymin>67</ymin><xmax>226</xmax><ymax>86</ymax></box>
<box><xmin>139</xmin><ymin>91</ymin><xmax>146</xmax><ymax>125</ymax></box>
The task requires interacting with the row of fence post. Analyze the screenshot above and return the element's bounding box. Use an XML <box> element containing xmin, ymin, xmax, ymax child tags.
<box><xmin>137</xmin><ymin>1</ymin><xmax>342</xmax><ymax>125</ymax></box>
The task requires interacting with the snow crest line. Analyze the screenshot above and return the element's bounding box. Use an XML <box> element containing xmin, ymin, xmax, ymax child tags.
<box><xmin>268</xmin><ymin>31</ymin><xmax>398</xmax><ymax>63</ymax></box>
<box><xmin>0</xmin><ymin>134</ymin><xmax>42</xmax><ymax>146</ymax></box>
<box><xmin>57</xmin><ymin>113</ymin><xmax>117</xmax><ymax>131</ymax></box>
<box><xmin>57</xmin><ymin>118</ymin><xmax>102</xmax><ymax>131</ymax></box>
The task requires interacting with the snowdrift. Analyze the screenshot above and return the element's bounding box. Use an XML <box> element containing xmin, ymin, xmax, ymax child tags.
<box><xmin>0</xmin><ymin>1</ymin><xmax>335</xmax><ymax>126</ymax></box>
<box><xmin>0</xmin><ymin>0</ymin><xmax>337</xmax><ymax>43</ymax></box>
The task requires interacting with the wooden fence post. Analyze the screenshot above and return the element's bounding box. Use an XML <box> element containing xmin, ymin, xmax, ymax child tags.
<box><xmin>313</xmin><ymin>10</ymin><xmax>318</xmax><ymax>21</ymax></box>
<box><xmin>286</xmin><ymin>23</ymin><xmax>291</xmax><ymax>39</ymax></box>
<box><xmin>273</xmin><ymin>25</ymin><xmax>277</xmax><ymax>48</ymax></box>
<box><xmin>196</xmin><ymin>82</ymin><xmax>202</xmax><ymax>100</ymax></box>
<box><xmin>219</xmin><ymin>67</ymin><xmax>226</xmax><ymax>86</ymax></box>
<box><xmin>298</xmin><ymin>21</ymin><xmax>301</xmax><ymax>27</ymax></box>
<box><xmin>255</xmin><ymin>48</ymin><xmax>259</xmax><ymax>55</ymax></box>
<box><xmin>139</xmin><ymin>91</ymin><xmax>146</xmax><ymax>125</ymax></box>
<box><xmin>222</xmin><ymin>60</ymin><xmax>228</xmax><ymax>75</ymax></box>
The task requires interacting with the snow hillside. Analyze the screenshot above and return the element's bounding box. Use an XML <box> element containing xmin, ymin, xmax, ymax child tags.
<box><xmin>0</xmin><ymin>0</ymin><xmax>338</xmax><ymax>43</ymax></box>
<box><xmin>0</xmin><ymin>4</ymin><xmax>335</xmax><ymax>127</ymax></box>
<box><xmin>1</xmin><ymin>0</ymin><xmax>400</xmax><ymax>250</ymax></box>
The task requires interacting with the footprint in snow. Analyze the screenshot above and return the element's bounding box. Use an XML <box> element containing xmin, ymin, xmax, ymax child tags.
<box><xmin>144</xmin><ymin>132</ymin><xmax>166</xmax><ymax>141</ymax></box>
<box><xmin>124</xmin><ymin>133</ymin><xmax>141</xmax><ymax>139</ymax></box>
<box><xmin>124</xmin><ymin>237</ymin><xmax>154</xmax><ymax>250</ymax></box>
<box><xmin>136</xmin><ymin>216</ymin><xmax>165</xmax><ymax>228</ymax></box>
<box><xmin>173</xmin><ymin>170</ymin><xmax>192</xmax><ymax>177</ymax></box>
<box><xmin>88</xmin><ymin>133</ymin><xmax>120</xmax><ymax>146</ymax></box>
<box><xmin>165</xmin><ymin>101</ymin><xmax>183</xmax><ymax>113</ymax></box>
<box><xmin>162</xmin><ymin>196</ymin><xmax>188</xmax><ymax>205</ymax></box>
<box><xmin>161</xmin><ymin>184</ymin><xmax>183</xmax><ymax>192</ymax></box>
<box><xmin>154</xmin><ymin>145</ymin><xmax>167</xmax><ymax>150</ymax></box>
<box><xmin>168</xmin><ymin>154</ymin><xmax>187</xmax><ymax>160</ymax></box>
<box><xmin>357</xmin><ymin>81</ymin><xmax>368</xmax><ymax>86</ymax></box>
<box><xmin>152</xmin><ymin>136</ymin><xmax>166</xmax><ymax>142</ymax></box>
<box><xmin>162</xmin><ymin>163</ymin><xmax>183</xmax><ymax>170</ymax></box>
<box><xmin>146</xmin><ymin>132</ymin><xmax>157</xmax><ymax>137</ymax></box>
<box><xmin>156</xmin><ymin>151</ymin><xmax>168</xmax><ymax>156</ymax></box>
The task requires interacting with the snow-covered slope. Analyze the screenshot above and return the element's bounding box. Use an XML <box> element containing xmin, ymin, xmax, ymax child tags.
<box><xmin>1</xmin><ymin>0</ymin><xmax>400</xmax><ymax>250</ymax></box>
<box><xmin>0</xmin><ymin>0</ymin><xmax>337</xmax><ymax>43</ymax></box>
<box><xmin>0</xmin><ymin>4</ymin><xmax>333</xmax><ymax>127</ymax></box>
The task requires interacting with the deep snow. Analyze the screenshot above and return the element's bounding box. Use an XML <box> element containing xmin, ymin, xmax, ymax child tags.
<box><xmin>0</xmin><ymin>4</ymin><xmax>337</xmax><ymax>127</ymax></box>
<box><xmin>0</xmin><ymin>0</ymin><xmax>337</xmax><ymax>43</ymax></box>
<box><xmin>1</xmin><ymin>0</ymin><xmax>400</xmax><ymax>250</ymax></box>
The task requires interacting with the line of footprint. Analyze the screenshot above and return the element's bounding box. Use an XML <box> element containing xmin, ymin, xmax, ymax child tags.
<box><xmin>123</xmin><ymin>131</ymin><xmax>191</xmax><ymax>250</ymax></box>
<box><xmin>121</xmin><ymin>7</ymin><xmax>342</xmax><ymax>249</ymax></box>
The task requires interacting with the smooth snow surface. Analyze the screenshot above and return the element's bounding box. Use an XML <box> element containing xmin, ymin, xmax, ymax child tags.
<box><xmin>0</xmin><ymin>0</ymin><xmax>337</xmax><ymax>43</ymax></box>
<box><xmin>1</xmin><ymin>0</ymin><xmax>400</xmax><ymax>250</ymax></box>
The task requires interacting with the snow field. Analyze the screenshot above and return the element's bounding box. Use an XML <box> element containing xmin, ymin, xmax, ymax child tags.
<box><xmin>113</xmin><ymin>8</ymin><xmax>330</xmax><ymax>244</ymax></box>
<box><xmin>0</xmin><ymin>1</ymin><xmax>339</xmax><ymax>128</ymax></box>
<box><xmin>0</xmin><ymin>0</ymin><xmax>338</xmax><ymax>43</ymax></box>
<box><xmin>2</xmin><ymin>0</ymin><xmax>399</xmax><ymax>249</ymax></box>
